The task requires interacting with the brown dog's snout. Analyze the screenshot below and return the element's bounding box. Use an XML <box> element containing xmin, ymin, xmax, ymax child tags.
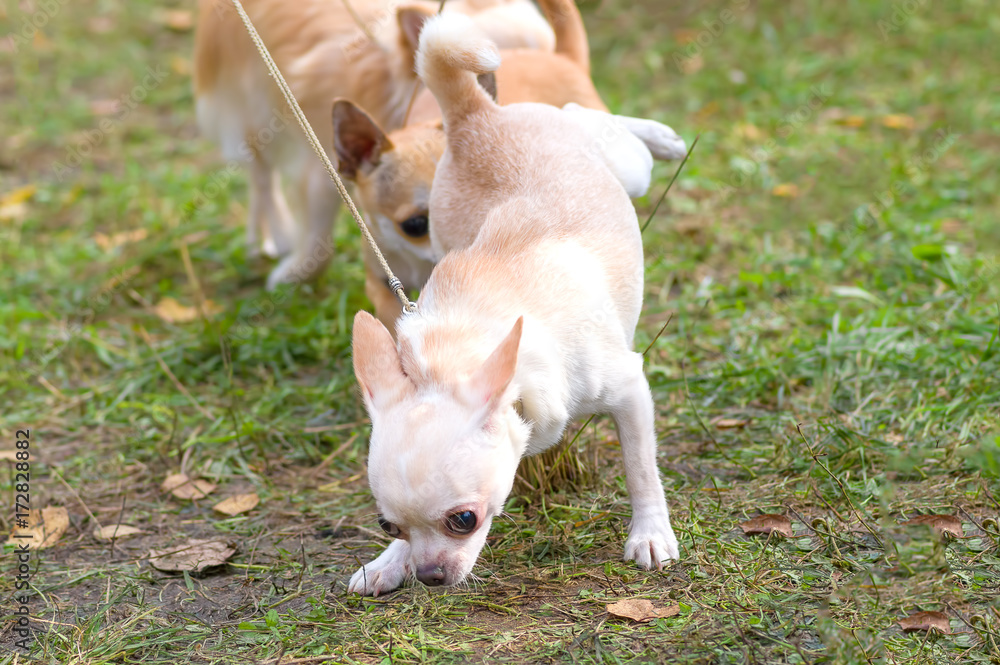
<box><xmin>416</xmin><ymin>564</ymin><xmax>446</xmax><ymax>586</ymax></box>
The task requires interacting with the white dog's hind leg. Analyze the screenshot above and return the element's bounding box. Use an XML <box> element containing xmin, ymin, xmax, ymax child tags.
<box><xmin>348</xmin><ymin>539</ymin><xmax>412</xmax><ymax>596</ymax></box>
<box><xmin>608</xmin><ymin>353</ymin><xmax>679</xmax><ymax>568</ymax></box>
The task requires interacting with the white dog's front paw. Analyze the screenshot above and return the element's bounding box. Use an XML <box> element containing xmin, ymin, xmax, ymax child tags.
<box><xmin>621</xmin><ymin>117</ymin><xmax>687</xmax><ymax>162</ymax></box>
<box><xmin>348</xmin><ymin>540</ymin><xmax>411</xmax><ymax>596</ymax></box>
<box><xmin>624</xmin><ymin>517</ymin><xmax>679</xmax><ymax>569</ymax></box>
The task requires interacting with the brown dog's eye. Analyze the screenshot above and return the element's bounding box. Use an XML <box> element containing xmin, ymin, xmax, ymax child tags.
<box><xmin>400</xmin><ymin>214</ymin><xmax>429</xmax><ymax>238</ymax></box>
<box><xmin>377</xmin><ymin>515</ymin><xmax>401</xmax><ymax>538</ymax></box>
<box><xmin>445</xmin><ymin>510</ymin><xmax>477</xmax><ymax>535</ymax></box>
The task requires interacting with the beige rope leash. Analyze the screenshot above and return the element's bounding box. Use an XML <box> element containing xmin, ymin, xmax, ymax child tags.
<box><xmin>228</xmin><ymin>0</ymin><xmax>417</xmax><ymax>313</ymax></box>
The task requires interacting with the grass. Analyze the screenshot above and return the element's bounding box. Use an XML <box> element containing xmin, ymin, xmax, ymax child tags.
<box><xmin>1</xmin><ymin>0</ymin><xmax>999</xmax><ymax>662</ymax></box>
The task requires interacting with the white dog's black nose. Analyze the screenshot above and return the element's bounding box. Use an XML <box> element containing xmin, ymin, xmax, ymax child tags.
<box><xmin>416</xmin><ymin>564</ymin><xmax>445</xmax><ymax>586</ymax></box>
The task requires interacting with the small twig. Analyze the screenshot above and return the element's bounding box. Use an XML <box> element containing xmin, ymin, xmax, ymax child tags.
<box><xmin>850</xmin><ymin>628</ymin><xmax>875</xmax><ymax>664</ymax></box>
<box><xmin>681</xmin><ymin>361</ymin><xmax>754</xmax><ymax>476</ymax></box>
<box><xmin>641</xmin><ymin>312</ymin><xmax>674</xmax><ymax>357</ymax></box>
<box><xmin>178</xmin><ymin>242</ymin><xmax>211</xmax><ymax>323</ymax></box>
<box><xmin>110</xmin><ymin>493</ymin><xmax>129</xmax><ymax>559</ymax></box>
<box><xmin>308</xmin><ymin>433</ymin><xmax>359</xmax><ymax>477</ymax></box>
<box><xmin>640</xmin><ymin>134</ymin><xmax>700</xmax><ymax>234</ymax></box>
<box><xmin>138</xmin><ymin>326</ymin><xmax>214</xmax><ymax>421</ymax></box>
<box><xmin>796</xmin><ymin>424</ymin><xmax>883</xmax><ymax>549</ymax></box>
<box><xmin>49</xmin><ymin>466</ymin><xmax>102</xmax><ymax>531</ymax></box>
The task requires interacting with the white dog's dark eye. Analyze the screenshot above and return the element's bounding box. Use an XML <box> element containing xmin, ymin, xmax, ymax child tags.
<box><xmin>445</xmin><ymin>510</ymin><xmax>477</xmax><ymax>535</ymax></box>
<box><xmin>400</xmin><ymin>214</ymin><xmax>429</xmax><ymax>238</ymax></box>
<box><xmin>377</xmin><ymin>515</ymin><xmax>400</xmax><ymax>538</ymax></box>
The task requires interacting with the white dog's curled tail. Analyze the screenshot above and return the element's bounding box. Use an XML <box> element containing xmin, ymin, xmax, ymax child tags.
<box><xmin>416</xmin><ymin>14</ymin><xmax>501</xmax><ymax>126</ymax></box>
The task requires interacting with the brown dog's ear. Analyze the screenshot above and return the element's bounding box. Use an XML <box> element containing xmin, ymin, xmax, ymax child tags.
<box><xmin>353</xmin><ymin>311</ymin><xmax>412</xmax><ymax>414</ymax></box>
<box><xmin>468</xmin><ymin>317</ymin><xmax>522</xmax><ymax>415</ymax></box>
<box><xmin>397</xmin><ymin>5</ymin><xmax>436</xmax><ymax>55</ymax></box>
<box><xmin>332</xmin><ymin>99</ymin><xmax>393</xmax><ymax>180</ymax></box>
<box><xmin>477</xmin><ymin>72</ymin><xmax>498</xmax><ymax>102</ymax></box>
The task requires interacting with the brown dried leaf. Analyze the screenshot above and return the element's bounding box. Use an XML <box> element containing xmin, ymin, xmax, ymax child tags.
<box><xmin>161</xmin><ymin>473</ymin><xmax>216</xmax><ymax>500</ymax></box>
<box><xmin>940</xmin><ymin>218</ymin><xmax>963</xmax><ymax>235</ymax></box>
<box><xmin>7</xmin><ymin>506</ymin><xmax>69</xmax><ymax>549</ymax></box>
<box><xmin>148</xmin><ymin>539</ymin><xmax>236</xmax><ymax>573</ymax></box>
<box><xmin>0</xmin><ymin>184</ymin><xmax>36</xmax><ymax>222</ymax></box>
<box><xmin>87</xmin><ymin>16</ymin><xmax>116</xmax><ymax>34</ymax></box>
<box><xmin>152</xmin><ymin>297</ymin><xmax>223</xmax><ymax>324</ymax></box>
<box><xmin>734</xmin><ymin>123</ymin><xmax>763</xmax><ymax>141</ymax></box>
<box><xmin>0</xmin><ymin>450</ymin><xmax>21</xmax><ymax>461</ymax></box>
<box><xmin>171</xmin><ymin>56</ymin><xmax>192</xmax><ymax>76</ymax></box>
<box><xmin>606</xmin><ymin>599</ymin><xmax>680</xmax><ymax>622</ymax></box>
<box><xmin>835</xmin><ymin>115</ymin><xmax>866</xmax><ymax>128</ymax></box>
<box><xmin>213</xmin><ymin>493</ymin><xmax>260</xmax><ymax>517</ymax></box>
<box><xmin>93</xmin><ymin>524</ymin><xmax>143</xmax><ymax>541</ymax></box>
<box><xmin>95</xmin><ymin>228</ymin><xmax>147</xmax><ymax>251</ymax></box>
<box><xmin>902</xmin><ymin>514</ymin><xmax>964</xmax><ymax>539</ymax></box>
<box><xmin>898</xmin><ymin>611</ymin><xmax>950</xmax><ymax>634</ymax></box>
<box><xmin>713</xmin><ymin>416</ymin><xmax>750</xmax><ymax>429</ymax></box>
<box><xmin>155</xmin><ymin>9</ymin><xmax>194</xmax><ymax>32</ymax></box>
<box><xmin>771</xmin><ymin>183</ymin><xmax>800</xmax><ymax>198</ymax></box>
<box><xmin>88</xmin><ymin>99</ymin><xmax>121</xmax><ymax>116</ymax></box>
<box><xmin>881</xmin><ymin>114</ymin><xmax>916</xmax><ymax>130</ymax></box>
<box><xmin>739</xmin><ymin>514</ymin><xmax>793</xmax><ymax>538</ymax></box>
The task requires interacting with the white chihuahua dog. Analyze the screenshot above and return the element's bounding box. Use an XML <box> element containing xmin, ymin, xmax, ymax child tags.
<box><xmin>348</xmin><ymin>13</ymin><xmax>679</xmax><ymax>596</ymax></box>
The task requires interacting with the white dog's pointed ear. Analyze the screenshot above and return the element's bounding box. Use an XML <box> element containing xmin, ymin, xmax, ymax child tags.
<box><xmin>353</xmin><ymin>311</ymin><xmax>412</xmax><ymax>412</ymax></box>
<box><xmin>469</xmin><ymin>317</ymin><xmax>522</xmax><ymax>413</ymax></box>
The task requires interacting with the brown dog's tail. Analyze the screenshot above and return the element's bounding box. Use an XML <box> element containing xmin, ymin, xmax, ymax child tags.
<box><xmin>416</xmin><ymin>13</ymin><xmax>502</xmax><ymax>126</ymax></box>
<box><xmin>537</xmin><ymin>0</ymin><xmax>590</xmax><ymax>74</ymax></box>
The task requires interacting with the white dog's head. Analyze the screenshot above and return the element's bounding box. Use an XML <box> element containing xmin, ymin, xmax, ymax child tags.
<box><xmin>352</xmin><ymin>310</ymin><xmax>530</xmax><ymax>586</ymax></box>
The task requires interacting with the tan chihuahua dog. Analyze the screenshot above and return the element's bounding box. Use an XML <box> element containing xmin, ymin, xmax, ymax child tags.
<box><xmin>332</xmin><ymin>0</ymin><xmax>686</xmax><ymax>326</ymax></box>
<box><xmin>348</xmin><ymin>13</ymin><xmax>679</xmax><ymax>596</ymax></box>
<box><xmin>193</xmin><ymin>0</ymin><xmax>554</xmax><ymax>289</ymax></box>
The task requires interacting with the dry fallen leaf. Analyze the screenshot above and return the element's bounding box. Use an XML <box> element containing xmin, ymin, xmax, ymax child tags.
<box><xmin>734</xmin><ymin>123</ymin><xmax>763</xmax><ymax>141</ymax></box>
<box><xmin>161</xmin><ymin>473</ymin><xmax>216</xmax><ymax>500</ymax></box>
<box><xmin>881</xmin><ymin>114</ymin><xmax>916</xmax><ymax>130</ymax></box>
<box><xmin>673</xmin><ymin>29</ymin><xmax>699</xmax><ymax>45</ymax></box>
<box><xmin>898</xmin><ymin>611</ymin><xmax>950</xmax><ymax>634</ymax></box>
<box><xmin>606</xmin><ymin>599</ymin><xmax>680</xmax><ymax>622</ymax></box>
<box><xmin>902</xmin><ymin>514</ymin><xmax>964</xmax><ymax>539</ymax></box>
<box><xmin>148</xmin><ymin>539</ymin><xmax>236</xmax><ymax>573</ymax></box>
<box><xmin>739</xmin><ymin>514</ymin><xmax>794</xmax><ymax>538</ymax></box>
<box><xmin>7</xmin><ymin>506</ymin><xmax>69</xmax><ymax>549</ymax></box>
<box><xmin>771</xmin><ymin>183</ymin><xmax>800</xmax><ymax>198</ymax></box>
<box><xmin>33</xmin><ymin>30</ymin><xmax>52</xmax><ymax>52</ymax></box>
<box><xmin>0</xmin><ymin>184</ymin><xmax>36</xmax><ymax>222</ymax></box>
<box><xmin>1</xmin><ymin>184</ymin><xmax>36</xmax><ymax>207</ymax></box>
<box><xmin>171</xmin><ymin>56</ymin><xmax>192</xmax><ymax>76</ymax></box>
<box><xmin>0</xmin><ymin>201</ymin><xmax>28</xmax><ymax>222</ymax></box>
<box><xmin>0</xmin><ymin>450</ymin><xmax>21</xmax><ymax>461</ymax></box>
<box><xmin>93</xmin><ymin>524</ymin><xmax>144</xmax><ymax>541</ymax></box>
<box><xmin>835</xmin><ymin>115</ymin><xmax>866</xmax><ymax>128</ymax></box>
<box><xmin>88</xmin><ymin>99</ymin><xmax>121</xmax><ymax>116</ymax></box>
<box><xmin>152</xmin><ymin>297</ymin><xmax>223</xmax><ymax>324</ymax></box>
<box><xmin>155</xmin><ymin>9</ymin><xmax>194</xmax><ymax>31</ymax></box>
<box><xmin>213</xmin><ymin>493</ymin><xmax>260</xmax><ymax>517</ymax></box>
<box><xmin>87</xmin><ymin>16</ymin><xmax>116</xmax><ymax>34</ymax></box>
<box><xmin>940</xmin><ymin>218</ymin><xmax>963</xmax><ymax>235</ymax></box>
<box><xmin>713</xmin><ymin>417</ymin><xmax>750</xmax><ymax>430</ymax></box>
<box><xmin>94</xmin><ymin>228</ymin><xmax>147</xmax><ymax>251</ymax></box>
